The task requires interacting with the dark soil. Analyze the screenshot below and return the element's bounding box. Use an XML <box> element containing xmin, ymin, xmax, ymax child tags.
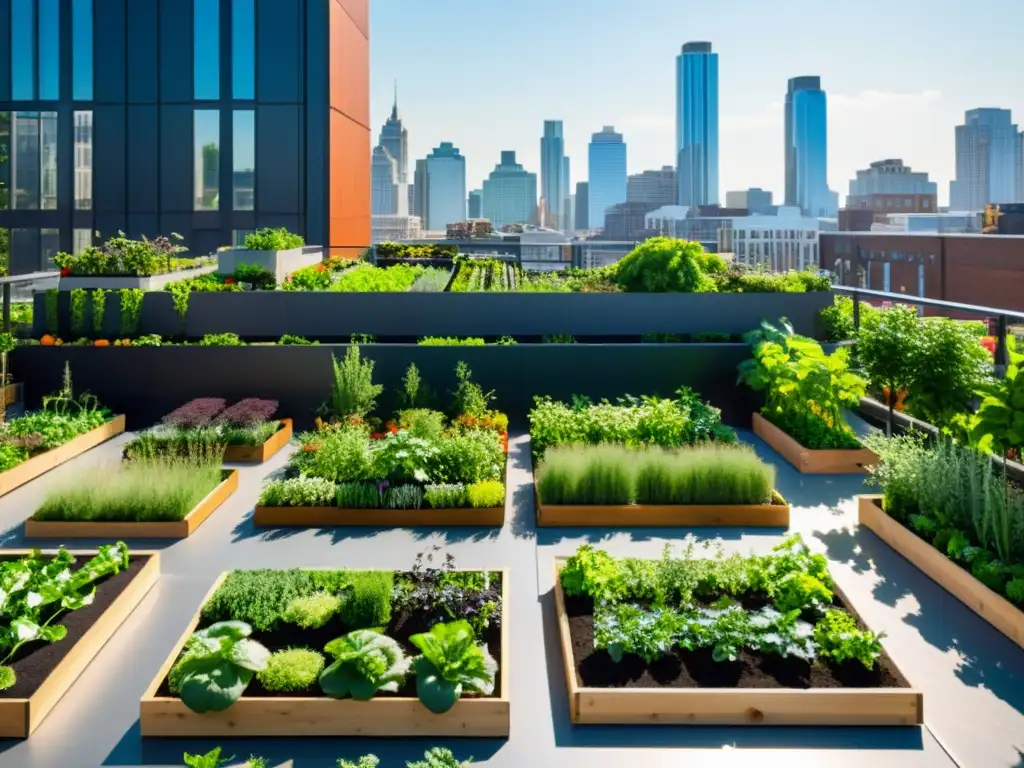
<box><xmin>155</xmin><ymin>572</ymin><xmax>503</xmax><ymax>700</ymax></box>
<box><xmin>566</xmin><ymin>585</ymin><xmax>910</xmax><ymax>690</ymax></box>
<box><xmin>0</xmin><ymin>555</ymin><xmax>152</xmax><ymax>699</ymax></box>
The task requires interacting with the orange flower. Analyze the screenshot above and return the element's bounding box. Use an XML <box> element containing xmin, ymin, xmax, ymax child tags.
<box><xmin>302</xmin><ymin>442</ymin><xmax>321</xmax><ymax>453</ymax></box>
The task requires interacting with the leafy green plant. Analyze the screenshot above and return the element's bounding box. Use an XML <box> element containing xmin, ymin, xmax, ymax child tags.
<box><xmin>278</xmin><ymin>334</ymin><xmax>318</xmax><ymax>345</ymax></box>
<box><xmin>199</xmin><ymin>332</ymin><xmax>244</xmax><ymax>346</ymax></box>
<box><xmin>91</xmin><ymin>289</ymin><xmax>107</xmax><ymax>335</ymax></box>
<box><xmin>169</xmin><ymin>621</ymin><xmax>270</xmax><ymax>712</ymax></box>
<box><xmin>383</xmin><ymin>484</ymin><xmax>425</xmax><ymax>509</ymax></box>
<box><xmin>432</xmin><ymin>430</ymin><xmax>504</xmax><ymax>485</ymax></box>
<box><xmin>336</xmin><ymin>482</ymin><xmax>383</xmax><ymax>508</ymax></box>
<box><xmin>907</xmin><ymin>317</ymin><xmax>991</xmax><ymax>430</ymax></box>
<box><xmin>291</xmin><ymin>427</ymin><xmax>375</xmax><ymax>484</ymax></box>
<box><xmin>283</xmin><ymin>591</ymin><xmax>343</xmax><ymax>629</ymax></box>
<box><xmin>233</xmin><ymin>262</ymin><xmax>277</xmax><ymax>290</ymax></box>
<box><xmin>401</xmin><ymin>363</ymin><xmax>425</xmax><ymax>408</ymax></box>
<box><xmin>258</xmin><ymin>476</ymin><xmax>337</xmax><ymax>507</ymax></box>
<box><xmin>338</xmin><ymin>571</ymin><xmax>394</xmax><ymax>629</ymax></box>
<box><xmin>118</xmin><ymin>288</ymin><xmax>144</xmax><ymax>336</ymax></box>
<box><xmin>256</xmin><ymin>648</ymin><xmax>325</xmax><ymax>692</ymax></box>
<box><xmin>202</xmin><ymin>570</ymin><xmax>349</xmax><ymax>631</ymax></box>
<box><xmin>813</xmin><ymin>609</ymin><xmax>885</xmax><ymax>670</ymax></box>
<box><xmin>167</xmin><ymin>279</ymin><xmax>192</xmax><ymax>327</ymax></box>
<box><xmin>372</xmin><ymin>430</ymin><xmax>438</xmax><ymax>483</ymax></box>
<box><xmin>331</xmin><ymin>263</ymin><xmax>426</xmax><ymax>292</ymax></box>
<box><xmin>857</xmin><ymin>304</ymin><xmax>921</xmax><ymax>434</ymax></box>
<box><xmin>451</xmin><ymin>362</ymin><xmax>493</xmax><ymax>418</ymax></box>
<box><xmin>69</xmin><ymin>288</ymin><xmax>87</xmax><ymax>335</ymax></box>
<box><xmin>424</xmin><ymin>483</ymin><xmax>468</xmax><ymax>509</ymax></box>
<box><xmin>560</xmin><ymin>545</ymin><xmax>626</xmax><ymax>602</ymax></box>
<box><xmin>183</xmin><ymin>747</ymin><xmax>262</xmax><ymax>768</ymax></box>
<box><xmin>419</xmin><ymin>337</ymin><xmax>486</xmax><ymax>346</ymax></box>
<box><xmin>406</xmin><ymin>748</ymin><xmax>474</xmax><ymax>768</ymax></box>
<box><xmin>44</xmin><ymin>289</ymin><xmax>59</xmax><ymax>334</ymax></box>
<box><xmin>467</xmin><ymin>480</ymin><xmax>504</xmax><ymax>508</ymax></box>
<box><xmin>322</xmin><ymin>346</ymin><xmax>383</xmax><ymax>420</ymax></box>
<box><xmin>398</xmin><ymin>408</ymin><xmax>445</xmax><ymax>440</ymax></box>
<box><xmin>319</xmin><ymin>629</ymin><xmax>411</xmax><ymax>700</ymax></box>
<box><xmin>615</xmin><ymin>237</ymin><xmax>723</xmax><ymax>293</ymax></box>
<box><xmin>243</xmin><ymin>227</ymin><xmax>304</xmax><ymax>251</ymax></box>
<box><xmin>409</xmin><ymin>620</ymin><xmax>498</xmax><ymax>714</ymax></box>
<box><xmin>337</xmin><ymin>757</ymin><xmax>380</xmax><ymax>768</ymax></box>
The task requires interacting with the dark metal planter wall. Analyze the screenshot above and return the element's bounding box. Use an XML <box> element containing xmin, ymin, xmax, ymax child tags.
<box><xmin>11</xmin><ymin>344</ymin><xmax>761</xmax><ymax>430</ymax></box>
<box><xmin>33</xmin><ymin>291</ymin><xmax>833</xmax><ymax>341</ymax></box>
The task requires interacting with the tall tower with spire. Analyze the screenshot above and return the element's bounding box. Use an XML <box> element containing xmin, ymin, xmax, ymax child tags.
<box><xmin>379</xmin><ymin>81</ymin><xmax>409</xmax><ymax>184</ymax></box>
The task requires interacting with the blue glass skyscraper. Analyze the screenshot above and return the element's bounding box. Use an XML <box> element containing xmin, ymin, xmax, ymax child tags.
<box><xmin>541</xmin><ymin>121</ymin><xmax>569</xmax><ymax>230</ymax></box>
<box><xmin>676</xmin><ymin>42</ymin><xmax>719</xmax><ymax>206</ymax></box>
<box><xmin>588</xmin><ymin>127</ymin><xmax>627</xmax><ymax>233</ymax></box>
<box><xmin>785</xmin><ymin>76</ymin><xmax>837</xmax><ymax>217</ymax></box>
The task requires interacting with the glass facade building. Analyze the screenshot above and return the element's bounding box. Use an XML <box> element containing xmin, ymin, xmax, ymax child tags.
<box><xmin>676</xmin><ymin>42</ymin><xmax>718</xmax><ymax>207</ymax></box>
<box><xmin>785</xmin><ymin>76</ymin><xmax>837</xmax><ymax>218</ymax></box>
<box><xmin>588</xmin><ymin>127</ymin><xmax>627</xmax><ymax>233</ymax></box>
<box><xmin>950</xmin><ymin>108</ymin><xmax>1022</xmax><ymax>210</ymax></box>
<box><xmin>482</xmin><ymin>150</ymin><xmax>537</xmax><ymax>229</ymax></box>
<box><xmin>540</xmin><ymin>120</ymin><xmax>569</xmax><ymax>230</ymax></box>
<box><xmin>0</xmin><ymin>0</ymin><xmax>370</xmax><ymax>273</ymax></box>
<box><xmin>425</xmin><ymin>142</ymin><xmax>466</xmax><ymax>231</ymax></box>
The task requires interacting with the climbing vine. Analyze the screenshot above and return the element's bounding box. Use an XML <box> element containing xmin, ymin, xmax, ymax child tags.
<box><xmin>44</xmin><ymin>289</ymin><xmax>59</xmax><ymax>334</ymax></box>
<box><xmin>91</xmin><ymin>289</ymin><xmax>107</xmax><ymax>336</ymax></box>
<box><xmin>119</xmin><ymin>288</ymin><xmax>144</xmax><ymax>337</ymax></box>
<box><xmin>167</xmin><ymin>281</ymin><xmax>191</xmax><ymax>330</ymax></box>
<box><xmin>70</xmin><ymin>289</ymin><xmax>87</xmax><ymax>336</ymax></box>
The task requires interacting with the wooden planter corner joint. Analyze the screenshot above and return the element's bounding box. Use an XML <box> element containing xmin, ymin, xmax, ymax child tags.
<box><xmin>858</xmin><ymin>495</ymin><xmax>1024</xmax><ymax>649</ymax></box>
<box><xmin>223</xmin><ymin>419</ymin><xmax>294</xmax><ymax>463</ymax></box>
<box><xmin>552</xmin><ymin>559</ymin><xmax>922</xmax><ymax>726</ymax></box>
<box><xmin>139</xmin><ymin>568</ymin><xmax>511</xmax><ymax>737</ymax></box>
<box><xmin>24</xmin><ymin>471</ymin><xmax>239</xmax><ymax>540</ymax></box>
<box><xmin>0</xmin><ymin>551</ymin><xmax>160</xmax><ymax>739</ymax></box>
<box><xmin>0</xmin><ymin>415</ymin><xmax>127</xmax><ymax>497</ymax></box>
<box><xmin>753</xmin><ymin>413</ymin><xmax>876</xmax><ymax>475</ymax></box>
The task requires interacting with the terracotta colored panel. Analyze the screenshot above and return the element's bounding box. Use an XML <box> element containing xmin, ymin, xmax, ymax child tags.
<box><xmin>330</xmin><ymin>110</ymin><xmax>371</xmax><ymax>248</ymax></box>
<box><xmin>329</xmin><ymin>0</ymin><xmax>369</xmax><ymax>127</ymax></box>
<box><xmin>336</xmin><ymin>0</ymin><xmax>368</xmax><ymax>39</ymax></box>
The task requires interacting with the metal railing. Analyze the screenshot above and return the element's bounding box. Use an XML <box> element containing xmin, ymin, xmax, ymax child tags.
<box><xmin>0</xmin><ymin>271</ymin><xmax>59</xmax><ymax>333</ymax></box>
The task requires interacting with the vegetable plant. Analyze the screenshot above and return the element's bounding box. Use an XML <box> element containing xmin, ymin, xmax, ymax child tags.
<box><xmin>256</xmin><ymin>648</ymin><xmax>325</xmax><ymax>692</ymax></box>
<box><xmin>319</xmin><ymin>629</ymin><xmax>411</xmax><ymax>700</ymax></box>
<box><xmin>857</xmin><ymin>304</ymin><xmax>921</xmax><ymax>434</ymax></box>
<box><xmin>409</xmin><ymin>620</ymin><xmax>498</xmax><ymax>713</ymax></box>
<box><xmin>322</xmin><ymin>345</ymin><xmax>382</xmax><ymax>421</ymax></box>
<box><xmin>170</xmin><ymin>621</ymin><xmax>270</xmax><ymax>713</ymax></box>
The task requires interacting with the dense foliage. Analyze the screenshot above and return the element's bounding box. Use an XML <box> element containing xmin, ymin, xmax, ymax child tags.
<box><xmin>123</xmin><ymin>398</ymin><xmax>280</xmax><ymax>459</ymax></box>
<box><xmin>375</xmin><ymin>242</ymin><xmax>458</xmax><ymax>260</ymax></box>
<box><xmin>53</xmin><ymin>231</ymin><xmax>193</xmax><ymax>276</ymax></box>
<box><xmin>561</xmin><ymin>536</ymin><xmax>886</xmax><ymax>671</ymax></box>
<box><xmin>614</xmin><ymin>237</ymin><xmax>725</xmax><ymax>293</ymax></box>
<box><xmin>448</xmin><ymin>259</ymin><xmax>515</xmax><ymax>292</ymax></box>
<box><xmin>242</xmin><ymin>227</ymin><xmax>305</xmax><ymax>251</ymax></box>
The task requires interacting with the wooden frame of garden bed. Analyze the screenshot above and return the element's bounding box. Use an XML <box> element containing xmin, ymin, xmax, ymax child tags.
<box><xmin>139</xmin><ymin>567</ymin><xmax>511</xmax><ymax>737</ymax></box>
<box><xmin>536</xmin><ymin>487</ymin><xmax>789</xmax><ymax>528</ymax></box>
<box><xmin>253</xmin><ymin>503</ymin><xmax>504</xmax><ymax>528</ymax></box>
<box><xmin>552</xmin><ymin>558</ymin><xmax>923</xmax><ymax>726</ymax></box>
<box><xmin>753</xmin><ymin>412</ymin><xmax>876</xmax><ymax>474</ymax></box>
<box><xmin>0</xmin><ymin>550</ymin><xmax>160</xmax><ymax>738</ymax></box>
<box><xmin>0</xmin><ymin>415</ymin><xmax>127</xmax><ymax>497</ymax></box>
<box><xmin>24</xmin><ymin>470</ymin><xmax>239</xmax><ymax>539</ymax></box>
<box><xmin>858</xmin><ymin>494</ymin><xmax>1024</xmax><ymax>649</ymax></box>
<box><xmin>222</xmin><ymin>419</ymin><xmax>293</xmax><ymax>463</ymax></box>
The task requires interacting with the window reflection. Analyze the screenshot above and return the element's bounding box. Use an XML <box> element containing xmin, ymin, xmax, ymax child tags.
<box><xmin>41</xmin><ymin>229</ymin><xmax>61</xmax><ymax>269</ymax></box>
<box><xmin>12</xmin><ymin>0</ymin><xmax>35</xmax><ymax>100</ymax></box>
<box><xmin>233</xmin><ymin>111</ymin><xmax>255</xmax><ymax>210</ymax></box>
<box><xmin>41</xmin><ymin>113</ymin><xmax>58</xmax><ymax>210</ymax></box>
<box><xmin>194</xmin><ymin>0</ymin><xmax>220</xmax><ymax>100</ymax></box>
<box><xmin>75</xmin><ymin>112</ymin><xmax>93</xmax><ymax>210</ymax></box>
<box><xmin>74</xmin><ymin>229</ymin><xmax>93</xmax><ymax>255</ymax></box>
<box><xmin>73</xmin><ymin>0</ymin><xmax>94</xmax><ymax>101</ymax></box>
<box><xmin>39</xmin><ymin>0</ymin><xmax>60</xmax><ymax>99</ymax></box>
<box><xmin>232</xmin><ymin>0</ymin><xmax>255</xmax><ymax>99</ymax></box>
<box><xmin>12</xmin><ymin>112</ymin><xmax>40</xmax><ymax>210</ymax></box>
<box><xmin>194</xmin><ymin>111</ymin><xmax>220</xmax><ymax>211</ymax></box>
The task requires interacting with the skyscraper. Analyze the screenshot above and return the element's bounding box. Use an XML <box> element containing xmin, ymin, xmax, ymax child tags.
<box><xmin>785</xmin><ymin>76</ymin><xmax>838</xmax><ymax>218</ymax></box>
<box><xmin>425</xmin><ymin>143</ymin><xmax>466</xmax><ymax>230</ymax></box>
<box><xmin>576</xmin><ymin>182</ymin><xmax>590</xmax><ymax>230</ymax></box>
<box><xmin>950</xmin><ymin>109</ymin><xmax>1022</xmax><ymax>209</ymax></box>
<box><xmin>676</xmin><ymin>42</ymin><xmax>719</xmax><ymax>206</ymax></box>
<box><xmin>540</xmin><ymin>121</ymin><xmax>569</xmax><ymax>230</ymax></box>
<box><xmin>482</xmin><ymin>151</ymin><xmax>537</xmax><ymax>229</ymax></box>
<box><xmin>378</xmin><ymin>82</ymin><xmax>408</xmax><ymax>184</ymax></box>
<box><xmin>468</xmin><ymin>189</ymin><xmax>483</xmax><ymax>219</ymax></box>
<box><xmin>413</xmin><ymin>159</ymin><xmax>429</xmax><ymax>224</ymax></box>
<box><xmin>371</xmin><ymin>145</ymin><xmax>398</xmax><ymax>215</ymax></box>
<box><xmin>628</xmin><ymin>167</ymin><xmax>677</xmax><ymax>207</ymax></box>
<box><xmin>588</xmin><ymin>127</ymin><xmax>627</xmax><ymax>233</ymax></box>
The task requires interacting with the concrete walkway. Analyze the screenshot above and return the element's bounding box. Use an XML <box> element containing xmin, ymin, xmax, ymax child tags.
<box><xmin>0</xmin><ymin>429</ymin><xmax>1020</xmax><ymax>767</ymax></box>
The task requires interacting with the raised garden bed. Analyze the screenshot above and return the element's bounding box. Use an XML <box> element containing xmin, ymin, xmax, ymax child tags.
<box><xmin>0</xmin><ymin>546</ymin><xmax>160</xmax><ymax>738</ymax></box>
<box><xmin>551</xmin><ymin>541</ymin><xmax>922</xmax><ymax>726</ymax></box>
<box><xmin>858</xmin><ymin>494</ymin><xmax>1024</xmax><ymax>649</ymax></box>
<box><xmin>1</xmin><ymin>382</ymin><xmax>21</xmax><ymax>408</ymax></box>
<box><xmin>24</xmin><ymin>470</ymin><xmax>238</xmax><ymax>539</ymax></box>
<box><xmin>223</xmin><ymin>418</ymin><xmax>293</xmax><ymax>463</ymax></box>
<box><xmin>254</xmin><ymin>492</ymin><xmax>505</xmax><ymax>528</ymax></box>
<box><xmin>140</xmin><ymin>564</ymin><xmax>510</xmax><ymax>737</ymax></box>
<box><xmin>753</xmin><ymin>413</ymin><xmax>875</xmax><ymax>474</ymax></box>
<box><xmin>0</xmin><ymin>415</ymin><xmax>126</xmax><ymax>497</ymax></box>
<box><xmin>57</xmin><ymin>266</ymin><xmax>218</xmax><ymax>291</ymax></box>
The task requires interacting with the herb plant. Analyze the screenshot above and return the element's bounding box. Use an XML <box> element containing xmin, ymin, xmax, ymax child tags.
<box><xmin>409</xmin><ymin>620</ymin><xmax>498</xmax><ymax>714</ymax></box>
<box><xmin>323</xmin><ymin>346</ymin><xmax>383</xmax><ymax>420</ymax></box>
<box><xmin>256</xmin><ymin>648</ymin><xmax>325</xmax><ymax>692</ymax></box>
<box><xmin>91</xmin><ymin>288</ymin><xmax>107</xmax><ymax>335</ymax></box>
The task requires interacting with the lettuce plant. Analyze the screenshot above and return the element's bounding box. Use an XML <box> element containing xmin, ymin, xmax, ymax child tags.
<box><xmin>813</xmin><ymin>609</ymin><xmax>885</xmax><ymax>670</ymax></box>
<box><xmin>319</xmin><ymin>629</ymin><xmax>411</xmax><ymax>700</ymax></box>
<box><xmin>409</xmin><ymin>620</ymin><xmax>497</xmax><ymax>714</ymax></box>
<box><xmin>170</xmin><ymin>621</ymin><xmax>270</xmax><ymax>713</ymax></box>
<box><xmin>559</xmin><ymin>545</ymin><xmax>626</xmax><ymax>602</ymax></box>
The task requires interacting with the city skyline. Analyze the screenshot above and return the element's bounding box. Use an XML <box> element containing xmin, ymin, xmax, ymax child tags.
<box><xmin>369</xmin><ymin>0</ymin><xmax>1023</xmax><ymax>208</ymax></box>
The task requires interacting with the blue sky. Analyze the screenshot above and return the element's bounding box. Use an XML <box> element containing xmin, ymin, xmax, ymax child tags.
<box><xmin>369</xmin><ymin>0</ymin><xmax>1023</xmax><ymax>206</ymax></box>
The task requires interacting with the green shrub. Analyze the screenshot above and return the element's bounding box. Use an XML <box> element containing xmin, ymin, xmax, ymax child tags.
<box><xmin>424</xmin><ymin>483</ymin><xmax>467</xmax><ymax>509</ymax></box>
<box><xmin>615</xmin><ymin>237</ymin><xmax>720</xmax><ymax>293</ymax></box>
<box><xmin>339</xmin><ymin>571</ymin><xmax>394</xmax><ymax>629</ymax></box>
<box><xmin>467</xmin><ymin>480</ymin><xmax>504</xmax><ymax>508</ymax></box>
<box><xmin>291</xmin><ymin>426</ymin><xmax>374</xmax><ymax>483</ymax></box>
<box><xmin>258</xmin><ymin>476</ymin><xmax>337</xmax><ymax>507</ymax></box>
<box><xmin>322</xmin><ymin>346</ymin><xmax>382</xmax><ymax>420</ymax></box>
<box><xmin>202</xmin><ymin>570</ymin><xmax>347</xmax><ymax>631</ymax></box>
<box><xmin>283</xmin><ymin>591</ymin><xmax>343</xmax><ymax>629</ymax></box>
<box><xmin>432</xmin><ymin>430</ymin><xmax>503</xmax><ymax>485</ymax></box>
<box><xmin>397</xmin><ymin>409</ymin><xmax>446</xmax><ymax>440</ymax></box>
<box><xmin>243</xmin><ymin>227</ymin><xmax>304</xmax><ymax>251</ymax></box>
<box><xmin>383</xmin><ymin>484</ymin><xmax>424</xmax><ymax>509</ymax></box>
<box><xmin>256</xmin><ymin>648</ymin><xmax>325</xmax><ymax>692</ymax></box>
<box><xmin>331</xmin><ymin>264</ymin><xmax>424</xmax><ymax>292</ymax></box>
<box><xmin>278</xmin><ymin>334</ymin><xmax>318</xmax><ymax>345</ymax></box>
<box><xmin>418</xmin><ymin>337</ymin><xmax>486</xmax><ymax>346</ymax></box>
<box><xmin>198</xmin><ymin>332</ymin><xmax>244</xmax><ymax>346</ymax></box>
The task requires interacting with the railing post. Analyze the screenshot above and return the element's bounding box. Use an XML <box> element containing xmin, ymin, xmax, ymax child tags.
<box><xmin>995</xmin><ymin>314</ymin><xmax>1009</xmax><ymax>379</ymax></box>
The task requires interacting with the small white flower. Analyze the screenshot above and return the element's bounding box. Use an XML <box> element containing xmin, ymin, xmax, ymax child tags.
<box><xmin>26</xmin><ymin>592</ymin><xmax>43</xmax><ymax>608</ymax></box>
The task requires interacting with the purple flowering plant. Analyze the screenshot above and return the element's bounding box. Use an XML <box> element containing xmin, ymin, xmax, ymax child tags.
<box><xmin>216</xmin><ymin>398</ymin><xmax>278</xmax><ymax>427</ymax></box>
<box><xmin>162</xmin><ymin>398</ymin><xmax>227</xmax><ymax>429</ymax></box>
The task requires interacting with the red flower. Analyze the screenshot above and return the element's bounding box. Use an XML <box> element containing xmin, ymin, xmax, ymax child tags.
<box><xmin>60</xmin><ymin>267</ymin><xmax>72</xmax><ymax>277</ymax></box>
<box><xmin>980</xmin><ymin>337</ymin><xmax>997</xmax><ymax>356</ymax></box>
<box><xmin>316</xmin><ymin>263</ymin><xmax>328</xmax><ymax>272</ymax></box>
<box><xmin>224</xmin><ymin>277</ymin><xmax>237</xmax><ymax>285</ymax></box>
<box><xmin>371</xmin><ymin>432</ymin><xmax>385</xmax><ymax>440</ymax></box>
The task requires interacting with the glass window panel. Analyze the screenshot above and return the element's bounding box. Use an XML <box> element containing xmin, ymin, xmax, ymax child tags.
<box><xmin>74</xmin><ymin>111</ymin><xmax>93</xmax><ymax>210</ymax></box>
<box><xmin>12</xmin><ymin>0</ymin><xmax>35</xmax><ymax>100</ymax></box>
<box><xmin>194</xmin><ymin>0</ymin><xmax>220</xmax><ymax>100</ymax></box>
<box><xmin>232</xmin><ymin>0</ymin><xmax>255</xmax><ymax>99</ymax></box>
<box><xmin>73</xmin><ymin>228</ymin><xmax>93</xmax><ymax>255</ymax></box>
<box><xmin>233</xmin><ymin>110</ymin><xmax>254</xmax><ymax>211</ymax></box>
<box><xmin>194</xmin><ymin>110</ymin><xmax>220</xmax><ymax>211</ymax></box>
<box><xmin>41</xmin><ymin>112</ymin><xmax>58</xmax><ymax>210</ymax></box>
<box><xmin>12</xmin><ymin>112</ymin><xmax>40</xmax><ymax>210</ymax></box>
<box><xmin>0</xmin><ymin>113</ymin><xmax>9</xmax><ymax>211</ymax></box>
<box><xmin>73</xmin><ymin>0</ymin><xmax>94</xmax><ymax>100</ymax></box>
<box><xmin>232</xmin><ymin>229</ymin><xmax>253</xmax><ymax>247</ymax></box>
<box><xmin>38</xmin><ymin>0</ymin><xmax>60</xmax><ymax>99</ymax></box>
<box><xmin>41</xmin><ymin>228</ymin><xmax>61</xmax><ymax>269</ymax></box>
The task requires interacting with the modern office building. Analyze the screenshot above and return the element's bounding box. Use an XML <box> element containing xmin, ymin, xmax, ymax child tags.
<box><xmin>0</xmin><ymin>0</ymin><xmax>370</xmax><ymax>271</ymax></box>
<box><xmin>425</xmin><ymin>142</ymin><xmax>466</xmax><ymax>231</ymax></box>
<box><xmin>371</xmin><ymin>213</ymin><xmax>421</xmax><ymax>244</ymax></box>
<box><xmin>676</xmin><ymin>42</ymin><xmax>719</xmax><ymax>207</ymax></box>
<box><xmin>540</xmin><ymin>120</ymin><xmax>569</xmax><ymax>230</ymax></box>
<box><xmin>412</xmin><ymin>159</ymin><xmax>429</xmax><ymax>222</ymax></box>
<box><xmin>575</xmin><ymin>181</ymin><xmax>589</xmax><ymax>230</ymax></box>
<box><xmin>949</xmin><ymin>109</ymin><xmax>1022</xmax><ymax>210</ymax></box>
<box><xmin>628</xmin><ymin>166</ymin><xmax>677</xmax><ymax>207</ymax></box>
<box><xmin>718</xmin><ymin>206</ymin><xmax>820</xmax><ymax>272</ymax></box>
<box><xmin>602</xmin><ymin>201</ymin><xmax>657</xmax><ymax>241</ymax></box>
<box><xmin>371</xmin><ymin>145</ymin><xmax>398</xmax><ymax>215</ymax></box>
<box><xmin>468</xmin><ymin>189</ymin><xmax>483</xmax><ymax>219</ymax></box>
<box><xmin>725</xmin><ymin>188</ymin><xmax>774</xmax><ymax>214</ymax></box>
<box><xmin>846</xmin><ymin>159</ymin><xmax>938</xmax><ymax>216</ymax></box>
<box><xmin>588</xmin><ymin>126</ymin><xmax>627</xmax><ymax>233</ymax></box>
<box><xmin>482</xmin><ymin>151</ymin><xmax>537</xmax><ymax>229</ymax></box>
<box><xmin>378</xmin><ymin>83</ymin><xmax>408</xmax><ymax>185</ymax></box>
<box><xmin>785</xmin><ymin>76</ymin><xmax>838</xmax><ymax>218</ymax></box>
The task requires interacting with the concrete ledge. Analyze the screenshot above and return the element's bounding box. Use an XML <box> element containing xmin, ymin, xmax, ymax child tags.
<box><xmin>218</xmin><ymin>246</ymin><xmax>324</xmax><ymax>284</ymax></box>
<box><xmin>57</xmin><ymin>266</ymin><xmax>218</xmax><ymax>291</ymax></box>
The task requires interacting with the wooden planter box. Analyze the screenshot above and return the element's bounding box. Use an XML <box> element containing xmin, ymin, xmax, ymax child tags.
<box><xmin>222</xmin><ymin>419</ymin><xmax>293</xmax><ymax>463</ymax></box>
<box><xmin>0</xmin><ymin>415</ymin><xmax>126</xmax><ymax>497</ymax></box>
<box><xmin>1</xmin><ymin>382</ymin><xmax>21</xmax><ymax>407</ymax></box>
<box><xmin>536</xmin><ymin>488</ymin><xmax>789</xmax><ymax>528</ymax></box>
<box><xmin>0</xmin><ymin>550</ymin><xmax>160</xmax><ymax>738</ymax></box>
<box><xmin>753</xmin><ymin>413</ymin><xmax>876</xmax><ymax>474</ymax></box>
<box><xmin>140</xmin><ymin>569</ymin><xmax>511</xmax><ymax>737</ymax></box>
<box><xmin>24</xmin><ymin>470</ymin><xmax>239</xmax><ymax>539</ymax></box>
<box><xmin>858</xmin><ymin>495</ymin><xmax>1024</xmax><ymax>649</ymax></box>
<box><xmin>254</xmin><ymin>503</ymin><xmax>504</xmax><ymax>528</ymax></box>
<box><xmin>552</xmin><ymin>559</ymin><xmax>922</xmax><ymax>726</ymax></box>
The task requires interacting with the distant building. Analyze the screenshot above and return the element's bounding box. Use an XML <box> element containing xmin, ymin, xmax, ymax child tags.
<box><xmin>588</xmin><ymin>126</ymin><xmax>627</xmax><ymax>233</ymax></box>
<box><xmin>372</xmin><ymin>214</ymin><xmax>422</xmax><ymax>244</ymax></box>
<box><xmin>644</xmin><ymin>205</ymin><xmax>731</xmax><ymax>252</ymax></box>
<box><xmin>719</xmin><ymin>206</ymin><xmax>820</xmax><ymax>272</ymax></box>
<box><xmin>412</xmin><ymin>159</ymin><xmax>429</xmax><ymax>223</ymax></box>
<box><xmin>870</xmin><ymin>212</ymin><xmax>981</xmax><ymax>233</ymax></box>
<box><xmin>371</xmin><ymin>145</ymin><xmax>399</xmax><ymax>215</ymax></box>
<box><xmin>407</xmin><ymin>184</ymin><xmax>416</xmax><ymax>218</ymax></box>
<box><xmin>628</xmin><ymin>166</ymin><xmax>677</xmax><ymax>207</ymax></box>
<box><xmin>565</xmin><ymin>194</ymin><xmax>576</xmax><ymax>234</ymax></box>
<box><xmin>676</xmin><ymin>42</ymin><xmax>719</xmax><ymax>206</ymax></box>
<box><xmin>468</xmin><ymin>189</ymin><xmax>483</xmax><ymax>219</ymax></box>
<box><xmin>725</xmin><ymin>188</ymin><xmax>774</xmax><ymax>214</ymax></box>
<box><xmin>446</xmin><ymin>220</ymin><xmax>493</xmax><ymax>239</ymax></box>
<box><xmin>785</xmin><ymin>76</ymin><xmax>838</xmax><ymax>217</ymax></box>
<box><xmin>575</xmin><ymin>182</ymin><xmax>589</xmax><ymax>230</ymax></box>
<box><xmin>602</xmin><ymin>202</ymin><xmax>658</xmax><ymax>241</ymax></box>
<box><xmin>378</xmin><ymin>85</ymin><xmax>409</xmax><ymax>184</ymax></box>
<box><xmin>540</xmin><ymin>121</ymin><xmax>570</xmax><ymax>230</ymax></box>
<box><xmin>425</xmin><ymin>143</ymin><xmax>466</xmax><ymax>231</ymax></box>
<box><xmin>839</xmin><ymin>208</ymin><xmax>876</xmax><ymax>232</ymax></box>
<box><xmin>481</xmin><ymin>151</ymin><xmax>537</xmax><ymax>229</ymax></box>
<box><xmin>997</xmin><ymin>203</ymin><xmax>1024</xmax><ymax>235</ymax></box>
<box><xmin>846</xmin><ymin>159</ymin><xmax>937</xmax><ymax>219</ymax></box>
<box><xmin>950</xmin><ymin>109</ymin><xmax>1022</xmax><ymax>210</ymax></box>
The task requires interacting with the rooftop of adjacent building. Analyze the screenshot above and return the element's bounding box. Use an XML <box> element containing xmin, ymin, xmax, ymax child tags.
<box><xmin>788</xmin><ymin>75</ymin><xmax>822</xmax><ymax>92</ymax></box>
<box><xmin>824</xmin><ymin>230</ymin><xmax>1024</xmax><ymax>240</ymax></box>
<box><xmin>681</xmin><ymin>41</ymin><xmax>713</xmax><ymax>53</ymax></box>
<box><xmin>591</xmin><ymin>126</ymin><xmax>624</xmax><ymax>142</ymax></box>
